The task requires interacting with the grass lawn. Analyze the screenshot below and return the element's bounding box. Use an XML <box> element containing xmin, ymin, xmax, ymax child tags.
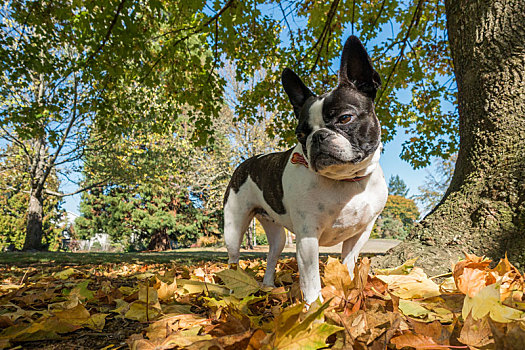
<box><xmin>0</xmin><ymin>249</ymin><xmax>298</xmax><ymax>267</ymax></box>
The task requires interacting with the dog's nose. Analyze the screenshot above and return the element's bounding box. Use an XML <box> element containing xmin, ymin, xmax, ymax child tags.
<box><xmin>311</xmin><ymin>130</ymin><xmax>332</xmax><ymax>144</ymax></box>
<box><xmin>352</xmin><ymin>152</ymin><xmax>365</xmax><ymax>163</ymax></box>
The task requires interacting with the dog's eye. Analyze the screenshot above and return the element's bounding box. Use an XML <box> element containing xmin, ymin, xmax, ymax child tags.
<box><xmin>296</xmin><ymin>132</ymin><xmax>306</xmax><ymax>140</ymax></box>
<box><xmin>338</xmin><ymin>114</ymin><xmax>354</xmax><ymax>124</ymax></box>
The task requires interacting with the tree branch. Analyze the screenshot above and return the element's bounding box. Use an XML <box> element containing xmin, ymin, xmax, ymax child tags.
<box><xmin>296</xmin><ymin>0</ymin><xmax>340</xmax><ymax>73</ymax></box>
<box><xmin>86</xmin><ymin>0</ymin><xmax>127</xmax><ymax>64</ymax></box>
<box><xmin>0</xmin><ymin>126</ymin><xmax>30</xmax><ymax>159</ymax></box>
<box><xmin>44</xmin><ymin>179</ymin><xmax>108</xmax><ymax>198</ymax></box>
<box><xmin>309</xmin><ymin>0</ymin><xmax>340</xmax><ymax>74</ymax></box>
<box><xmin>370</xmin><ymin>0</ymin><xmax>388</xmax><ymax>32</ymax></box>
<box><xmin>143</xmin><ymin>0</ymin><xmax>235</xmax><ymax>81</ymax></box>
<box><xmin>377</xmin><ymin>0</ymin><xmax>425</xmax><ymax>104</ymax></box>
<box><xmin>40</xmin><ymin>73</ymin><xmax>79</xmax><ymax>190</ymax></box>
<box><xmin>279</xmin><ymin>2</ymin><xmax>293</xmax><ymax>34</ymax></box>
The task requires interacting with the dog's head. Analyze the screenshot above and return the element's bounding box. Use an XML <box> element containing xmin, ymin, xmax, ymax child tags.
<box><xmin>282</xmin><ymin>36</ymin><xmax>382</xmax><ymax>179</ymax></box>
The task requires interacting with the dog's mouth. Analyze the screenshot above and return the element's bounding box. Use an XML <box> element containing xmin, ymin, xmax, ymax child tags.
<box><xmin>310</xmin><ymin>152</ymin><xmax>351</xmax><ymax>172</ymax></box>
<box><xmin>310</xmin><ymin>146</ymin><xmax>376</xmax><ymax>173</ymax></box>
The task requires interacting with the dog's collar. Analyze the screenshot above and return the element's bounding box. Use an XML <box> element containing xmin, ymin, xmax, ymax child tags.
<box><xmin>290</xmin><ymin>152</ymin><xmax>369</xmax><ymax>182</ymax></box>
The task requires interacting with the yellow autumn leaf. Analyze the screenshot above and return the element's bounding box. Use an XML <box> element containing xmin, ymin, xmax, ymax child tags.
<box><xmin>154</xmin><ymin>276</ymin><xmax>178</xmax><ymax>301</ymax></box>
<box><xmin>177</xmin><ymin>279</ymin><xmax>229</xmax><ymax>295</ymax></box>
<box><xmin>375</xmin><ymin>258</ymin><xmax>418</xmax><ymax>275</ymax></box>
<box><xmin>322</xmin><ymin>257</ymin><xmax>352</xmax><ymax>298</ymax></box>
<box><xmin>376</xmin><ymin>267</ymin><xmax>440</xmax><ymax>299</ymax></box>
<box><xmin>462</xmin><ymin>284</ymin><xmax>524</xmax><ymax>323</ymax></box>
<box><xmin>125</xmin><ymin>301</ymin><xmax>162</xmax><ymax>322</ymax></box>
<box><xmin>54</xmin><ymin>268</ymin><xmax>81</xmax><ymax>280</ymax></box>
<box><xmin>216</xmin><ymin>268</ymin><xmax>260</xmax><ymax>298</ymax></box>
<box><xmin>272</xmin><ymin>323</ymin><xmax>343</xmax><ymax>350</ymax></box>
<box><xmin>398</xmin><ymin>299</ymin><xmax>431</xmax><ymax>318</ymax></box>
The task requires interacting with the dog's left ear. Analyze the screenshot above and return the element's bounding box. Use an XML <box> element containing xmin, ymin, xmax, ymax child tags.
<box><xmin>339</xmin><ymin>36</ymin><xmax>381</xmax><ymax>99</ymax></box>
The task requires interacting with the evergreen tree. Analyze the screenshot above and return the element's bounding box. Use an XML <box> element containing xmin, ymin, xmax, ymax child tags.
<box><xmin>75</xmin><ymin>182</ymin><xmax>221</xmax><ymax>250</ymax></box>
<box><xmin>388</xmin><ymin>175</ymin><xmax>410</xmax><ymax>197</ymax></box>
<box><xmin>75</xmin><ymin>116</ymin><xmax>230</xmax><ymax>250</ymax></box>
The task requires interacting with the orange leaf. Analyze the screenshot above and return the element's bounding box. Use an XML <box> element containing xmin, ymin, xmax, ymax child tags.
<box><xmin>457</xmin><ymin>268</ymin><xmax>490</xmax><ymax>298</ymax></box>
<box><xmin>457</xmin><ymin>314</ymin><xmax>494</xmax><ymax>348</ymax></box>
<box><xmin>390</xmin><ymin>332</ymin><xmax>442</xmax><ymax>350</ymax></box>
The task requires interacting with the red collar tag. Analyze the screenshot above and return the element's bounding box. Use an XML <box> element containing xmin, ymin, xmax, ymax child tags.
<box><xmin>290</xmin><ymin>152</ymin><xmax>369</xmax><ymax>182</ymax></box>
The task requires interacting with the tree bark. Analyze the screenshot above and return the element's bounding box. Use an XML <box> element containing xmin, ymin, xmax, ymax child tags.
<box><xmin>374</xmin><ymin>0</ymin><xmax>525</xmax><ymax>274</ymax></box>
<box><xmin>23</xmin><ymin>190</ymin><xmax>44</xmax><ymax>251</ymax></box>
<box><xmin>23</xmin><ymin>136</ymin><xmax>47</xmax><ymax>251</ymax></box>
<box><xmin>245</xmin><ymin>223</ymin><xmax>254</xmax><ymax>250</ymax></box>
<box><xmin>147</xmin><ymin>229</ymin><xmax>172</xmax><ymax>251</ymax></box>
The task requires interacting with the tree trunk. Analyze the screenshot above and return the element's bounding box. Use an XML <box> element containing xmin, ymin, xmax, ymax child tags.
<box><xmin>23</xmin><ymin>190</ymin><xmax>44</xmax><ymax>251</ymax></box>
<box><xmin>23</xmin><ymin>136</ymin><xmax>47</xmax><ymax>251</ymax></box>
<box><xmin>245</xmin><ymin>223</ymin><xmax>254</xmax><ymax>250</ymax></box>
<box><xmin>374</xmin><ymin>0</ymin><xmax>525</xmax><ymax>274</ymax></box>
<box><xmin>148</xmin><ymin>230</ymin><xmax>172</xmax><ymax>251</ymax></box>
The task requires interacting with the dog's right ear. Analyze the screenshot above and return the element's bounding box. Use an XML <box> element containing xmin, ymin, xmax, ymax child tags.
<box><xmin>282</xmin><ymin>68</ymin><xmax>314</xmax><ymax>118</ymax></box>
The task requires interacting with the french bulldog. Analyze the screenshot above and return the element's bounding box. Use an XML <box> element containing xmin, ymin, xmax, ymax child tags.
<box><xmin>223</xmin><ymin>36</ymin><xmax>388</xmax><ymax>304</ymax></box>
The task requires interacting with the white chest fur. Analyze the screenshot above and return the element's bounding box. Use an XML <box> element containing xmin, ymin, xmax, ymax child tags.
<box><xmin>277</xmin><ymin>145</ymin><xmax>387</xmax><ymax>244</ymax></box>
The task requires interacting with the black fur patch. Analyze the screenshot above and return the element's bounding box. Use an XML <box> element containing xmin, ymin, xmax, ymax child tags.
<box><xmin>224</xmin><ymin>148</ymin><xmax>294</xmax><ymax>215</ymax></box>
<box><xmin>321</xmin><ymin>85</ymin><xmax>381</xmax><ymax>162</ymax></box>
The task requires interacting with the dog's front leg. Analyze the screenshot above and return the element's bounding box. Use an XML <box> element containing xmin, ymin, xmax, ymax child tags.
<box><xmin>296</xmin><ymin>234</ymin><xmax>322</xmax><ymax>305</ymax></box>
<box><xmin>341</xmin><ymin>217</ymin><xmax>377</xmax><ymax>279</ymax></box>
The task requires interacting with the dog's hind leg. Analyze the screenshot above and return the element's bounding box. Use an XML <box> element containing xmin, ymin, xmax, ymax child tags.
<box><xmin>223</xmin><ymin>194</ymin><xmax>254</xmax><ymax>267</ymax></box>
<box><xmin>258</xmin><ymin>217</ymin><xmax>286</xmax><ymax>287</ymax></box>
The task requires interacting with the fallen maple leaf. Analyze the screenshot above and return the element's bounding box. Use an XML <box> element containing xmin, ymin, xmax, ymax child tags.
<box><xmin>153</xmin><ymin>276</ymin><xmax>178</xmax><ymax>301</ymax></box>
<box><xmin>54</xmin><ymin>268</ymin><xmax>82</xmax><ymax>280</ymax></box>
<box><xmin>177</xmin><ymin>278</ymin><xmax>229</xmax><ymax>296</ymax></box>
<box><xmin>376</xmin><ymin>267</ymin><xmax>441</xmax><ymax>299</ymax></box>
<box><xmin>457</xmin><ymin>313</ymin><xmax>494</xmax><ymax>348</ymax></box>
<box><xmin>216</xmin><ymin>268</ymin><xmax>260</xmax><ymax>298</ymax></box>
<box><xmin>375</xmin><ymin>258</ymin><xmax>418</xmax><ymax>276</ymax></box>
<box><xmin>264</xmin><ymin>300</ymin><xmax>343</xmax><ymax>350</ymax></box>
<box><xmin>390</xmin><ymin>332</ymin><xmax>442</xmax><ymax>350</ymax></box>
<box><xmin>462</xmin><ymin>284</ymin><xmax>524</xmax><ymax>323</ymax></box>
<box><xmin>0</xmin><ymin>316</ymin><xmax>80</xmax><ymax>343</ymax></box>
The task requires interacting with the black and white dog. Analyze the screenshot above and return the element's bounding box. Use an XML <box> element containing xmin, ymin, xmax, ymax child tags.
<box><xmin>223</xmin><ymin>36</ymin><xmax>388</xmax><ymax>304</ymax></box>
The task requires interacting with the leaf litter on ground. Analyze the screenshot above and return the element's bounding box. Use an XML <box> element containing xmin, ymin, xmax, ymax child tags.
<box><xmin>1</xmin><ymin>253</ymin><xmax>525</xmax><ymax>349</ymax></box>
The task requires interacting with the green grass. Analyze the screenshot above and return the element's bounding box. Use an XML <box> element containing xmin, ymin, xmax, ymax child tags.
<box><xmin>0</xmin><ymin>250</ymin><xmax>298</xmax><ymax>267</ymax></box>
<box><xmin>0</xmin><ymin>246</ymin><xmax>380</xmax><ymax>267</ymax></box>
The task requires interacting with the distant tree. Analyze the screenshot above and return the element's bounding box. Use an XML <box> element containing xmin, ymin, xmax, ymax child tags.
<box><xmin>379</xmin><ymin>217</ymin><xmax>408</xmax><ymax>240</ymax></box>
<box><xmin>221</xmin><ymin>62</ymin><xmax>281</xmax><ymax>248</ymax></box>
<box><xmin>415</xmin><ymin>154</ymin><xmax>457</xmax><ymax>215</ymax></box>
<box><xmin>0</xmin><ymin>143</ymin><xmax>64</xmax><ymax>250</ymax></box>
<box><xmin>374</xmin><ymin>195</ymin><xmax>420</xmax><ymax>240</ymax></box>
<box><xmin>75</xmin><ymin>182</ymin><xmax>221</xmax><ymax>250</ymax></box>
<box><xmin>76</xmin><ymin>115</ymin><xmax>230</xmax><ymax>250</ymax></box>
<box><xmin>0</xmin><ymin>2</ymin><xmax>183</xmax><ymax>250</ymax></box>
<box><xmin>388</xmin><ymin>175</ymin><xmax>410</xmax><ymax>197</ymax></box>
<box><xmin>382</xmin><ymin>195</ymin><xmax>420</xmax><ymax>228</ymax></box>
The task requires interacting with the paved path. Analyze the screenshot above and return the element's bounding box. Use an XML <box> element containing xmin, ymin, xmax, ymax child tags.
<box><xmin>319</xmin><ymin>239</ymin><xmax>401</xmax><ymax>255</ymax></box>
